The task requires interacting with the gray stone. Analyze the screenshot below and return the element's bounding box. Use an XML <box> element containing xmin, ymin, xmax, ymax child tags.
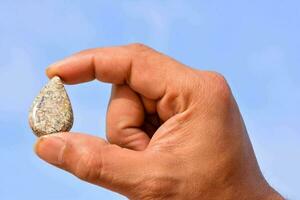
<box><xmin>29</xmin><ymin>76</ymin><xmax>73</xmax><ymax>137</ymax></box>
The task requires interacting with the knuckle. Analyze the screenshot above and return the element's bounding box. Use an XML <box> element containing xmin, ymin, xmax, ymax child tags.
<box><xmin>127</xmin><ymin>43</ymin><xmax>149</xmax><ymax>50</ymax></box>
<box><xmin>106</xmin><ymin>131</ymin><xmax>119</xmax><ymax>145</ymax></box>
<box><xmin>106</xmin><ymin>120</ymin><xmax>125</xmax><ymax>145</ymax></box>
<box><xmin>137</xmin><ymin>178</ymin><xmax>175</xmax><ymax>199</ymax></box>
<box><xmin>209</xmin><ymin>71</ymin><xmax>228</xmax><ymax>86</ymax></box>
<box><xmin>93</xmin><ymin>55</ymin><xmax>113</xmax><ymax>82</ymax></box>
<box><xmin>105</xmin><ymin>130</ymin><xmax>114</xmax><ymax>143</ymax></box>
<box><xmin>74</xmin><ymin>153</ymin><xmax>102</xmax><ymax>182</ymax></box>
<box><xmin>207</xmin><ymin>71</ymin><xmax>231</xmax><ymax>99</ymax></box>
<box><xmin>134</xmin><ymin>159</ymin><xmax>181</xmax><ymax>199</ymax></box>
<box><xmin>127</xmin><ymin>43</ymin><xmax>151</xmax><ymax>54</ymax></box>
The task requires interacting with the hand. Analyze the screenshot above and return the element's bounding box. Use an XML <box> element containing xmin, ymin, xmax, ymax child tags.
<box><xmin>35</xmin><ymin>44</ymin><xmax>283</xmax><ymax>200</ymax></box>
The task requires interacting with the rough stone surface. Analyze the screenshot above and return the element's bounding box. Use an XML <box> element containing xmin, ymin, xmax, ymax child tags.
<box><xmin>29</xmin><ymin>76</ymin><xmax>73</xmax><ymax>137</ymax></box>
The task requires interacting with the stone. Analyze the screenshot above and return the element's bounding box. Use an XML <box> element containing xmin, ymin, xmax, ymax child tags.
<box><xmin>29</xmin><ymin>76</ymin><xmax>73</xmax><ymax>137</ymax></box>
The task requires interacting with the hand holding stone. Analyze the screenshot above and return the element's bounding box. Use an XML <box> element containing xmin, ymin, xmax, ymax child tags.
<box><xmin>34</xmin><ymin>44</ymin><xmax>283</xmax><ymax>200</ymax></box>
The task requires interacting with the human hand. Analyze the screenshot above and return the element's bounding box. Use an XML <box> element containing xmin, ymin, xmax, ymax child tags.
<box><xmin>35</xmin><ymin>44</ymin><xmax>283</xmax><ymax>200</ymax></box>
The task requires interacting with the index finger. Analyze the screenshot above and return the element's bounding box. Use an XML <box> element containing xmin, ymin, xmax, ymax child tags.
<box><xmin>46</xmin><ymin>43</ymin><xmax>185</xmax><ymax>99</ymax></box>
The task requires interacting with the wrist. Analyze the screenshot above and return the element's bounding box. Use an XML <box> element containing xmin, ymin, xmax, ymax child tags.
<box><xmin>262</xmin><ymin>188</ymin><xmax>284</xmax><ymax>200</ymax></box>
<box><xmin>221</xmin><ymin>177</ymin><xmax>284</xmax><ymax>200</ymax></box>
<box><xmin>242</xmin><ymin>183</ymin><xmax>284</xmax><ymax>200</ymax></box>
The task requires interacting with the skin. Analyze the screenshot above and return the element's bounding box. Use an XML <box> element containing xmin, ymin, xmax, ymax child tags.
<box><xmin>35</xmin><ymin>44</ymin><xmax>284</xmax><ymax>200</ymax></box>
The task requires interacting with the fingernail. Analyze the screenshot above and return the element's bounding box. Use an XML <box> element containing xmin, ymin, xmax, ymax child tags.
<box><xmin>45</xmin><ymin>67</ymin><xmax>54</xmax><ymax>77</ymax></box>
<box><xmin>46</xmin><ymin>59</ymin><xmax>65</xmax><ymax>77</ymax></box>
<box><xmin>35</xmin><ymin>135</ymin><xmax>66</xmax><ymax>165</ymax></box>
<box><xmin>46</xmin><ymin>65</ymin><xmax>59</xmax><ymax>78</ymax></box>
<box><xmin>48</xmin><ymin>59</ymin><xmax>64</xmax><ymax>68</ymax></box>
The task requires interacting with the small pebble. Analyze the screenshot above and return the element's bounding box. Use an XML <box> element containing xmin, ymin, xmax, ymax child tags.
<box><xmin>29</xmin><ymin>76</ymin><xmax>73</xmax><ymax>137</ymax></box>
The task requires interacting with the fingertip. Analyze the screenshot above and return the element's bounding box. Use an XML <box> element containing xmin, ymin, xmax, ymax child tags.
<box><xmin>33</xmin><ymin>137</ymin><xmax>41</xmax><ymax>155</ymax></box>
<box><xmin>46</xmin><ymin>66</ymin><xmax>55</xmax><ymax>78</ymax></box>
<box><xmin>34</xmin><ymin>133</ymin><xmax>67</xmax><ymax>154</ymax></box>
<box><xmin>34</xmin><ymin>133</ymin><xmax>67</xmax><ymax>165</ymax></box>
<box><xmin>46</xmin><ymin>59</ymin><xmax>65</xmax><ymax>78</ymax></box>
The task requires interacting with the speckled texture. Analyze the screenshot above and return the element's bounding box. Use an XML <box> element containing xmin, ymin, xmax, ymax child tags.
<box><xmin>29</xmin><ymin>76</ymin><xmax>73</xmax><ymax>137</ymax></box>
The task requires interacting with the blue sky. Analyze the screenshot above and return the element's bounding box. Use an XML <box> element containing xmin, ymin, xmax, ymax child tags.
<box><xmin>0</xmin><ymin>0</ymin><xmax>299</xmax><ymax>199</ymax></box>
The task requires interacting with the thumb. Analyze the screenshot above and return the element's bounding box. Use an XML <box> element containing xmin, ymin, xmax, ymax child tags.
<box><xmin>34</xmin><ymin>132</ymin><xmax>147</xmax><ymax>196</ymax></box>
